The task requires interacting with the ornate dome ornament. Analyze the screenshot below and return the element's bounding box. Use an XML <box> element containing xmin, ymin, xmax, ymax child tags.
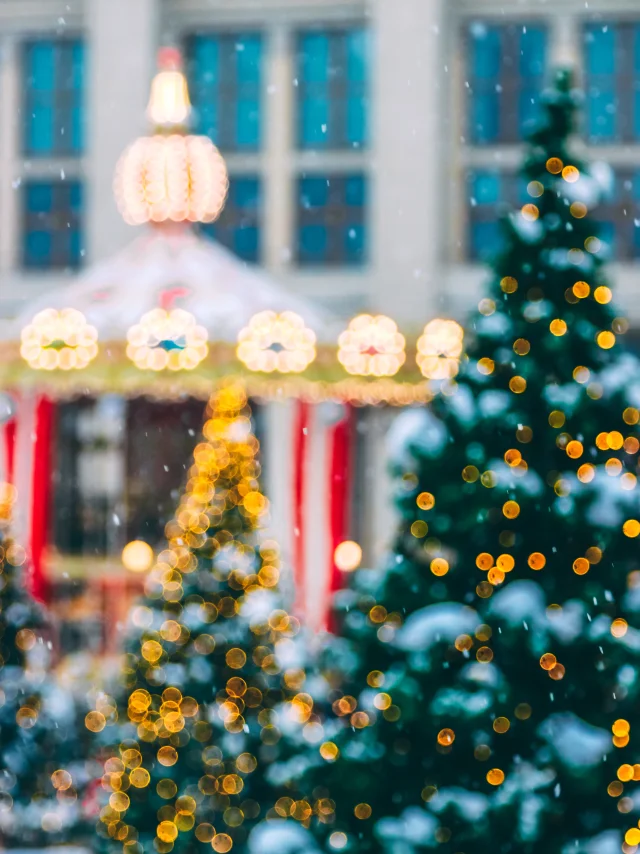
<box><xmin>114</xmin><ymin>48</ymin><xmax>228</xmax><ymax>226</ymax></box>
<box><xmin>126</xmin><ymin>307</ymin><xmax>208</xmax><ymax>372</ymax></box>
<box><xmin>20</xmin><ymin>308</ymin><xmax>98</xmax><ymax>371</ymax></box>
<box><xmin>416</xmin><ymin>319</ymin><xmax>464</xmax><ymax>380</ymax></box>
<box><xmin>236</xmin><ymin>311</ymin><xmax>317</xmax><ymax>374</ymax></box>
<box><xmin>337</xmin><ymin>314</ymin><xmax>406</xmax><ymax>377</ymax></box>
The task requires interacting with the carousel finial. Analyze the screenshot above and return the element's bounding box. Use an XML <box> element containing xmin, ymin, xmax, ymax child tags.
<box><xmin>146</xmin><ymin>47</ymin><xmax>191</xmax><ymax>130</ymax></box>
<box><xmin>114</xmin><ymin>45</ymin><xmax>228</xmax><ymax>227</ymax></box>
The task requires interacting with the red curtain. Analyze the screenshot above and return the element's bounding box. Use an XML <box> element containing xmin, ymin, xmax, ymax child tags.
<box><xmin>292</xmin><ymin>400</ymin><xmax>310</xmax><ymax>615</ymax></box>
<box><xmin>29</xmin><ymin>396</ymin><xmax>53</xmax><ymax>603</ymax></box>
<box><xmin>326</xmin><ymin>404</ymin><xmax>354</xmax><ymax>632</ymax></box>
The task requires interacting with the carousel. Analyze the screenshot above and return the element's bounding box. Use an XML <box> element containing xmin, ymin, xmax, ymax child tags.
<box><xmin>0</xmin><ymin>49</ymin><xmax>463</xmax><ymax>644</ymax></box>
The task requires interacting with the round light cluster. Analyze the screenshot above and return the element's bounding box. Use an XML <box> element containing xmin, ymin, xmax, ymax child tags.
<box><xmin>416</xmin><ymin>319</ymin><xmax>464</xmax><ymax>380</ymax></box>
<box><xmin>237</xmin><ymin>311</ymin><xmax>316</xmax><ymax>374</ymax></box>
<box><xmin>337</xmin><ymin>315</ymin><xmax>406</xmax><ymax>377</ymax></box>
<box><xmin>126</xmin><ymin>308</ymin><xmax>208</xmax><ymax>371</ymax></box>
<box><xmin>115</xmin><ymin>135</ymin><xmax>228</xmax><ymax>225</ymax></box>
<box><xmin>20</xmin><ymin>308</ymin><xmax>98</xmax><ymax>371</ymax></box>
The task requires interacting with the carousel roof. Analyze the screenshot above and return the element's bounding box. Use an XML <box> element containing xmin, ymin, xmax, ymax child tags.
<box><xmin>0</xmin><ymin>48</ymin><xmax>442</xmax><ymax>405</ymax></box>
<box><xmin>8</xmin><ymin>226</ymin><xmax>336</xmax><ymax>344</ymax></box>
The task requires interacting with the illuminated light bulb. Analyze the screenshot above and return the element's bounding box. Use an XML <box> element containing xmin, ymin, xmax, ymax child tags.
<box><xmin>337</xmin><ymin>314</ymin><xmax>406</xmax><ymax>377</ymax></box>
<box><xmin>115</xmin><ymin>135</ymin><xmax>228</xmax><ymax>225</ymax></box>
<box><xmin>126</xmin><ymin>308</ymin><xmax>208</xmax><ymax>372</ymax></box>
<box><xmin>122</xmin><ymin>540</ymin><xmax>154</xmax><ymax>573</ymax></box>
<box><xmin>147</xmin><ymin>48</ymin><xmax>191</xmax><ymax>127</ymax></box>
<box><xmin>486</xmin><ymin>768</ymin><xmax>505</xmax><ymax>786</ymax></box>
<box><xmin>236</xmin><ymin>311</ymin><xmax>316</xmax><ymax>374</ymax></box>
<box><xmin>20</xmin><ymin>308</ymin><xmax>98</xmax><ymax>371</ymax></box>
<box><xmin>416</xmin><ymin>319</ymin><xmax>464</xmax><ymax>380</ymax></box>
<box><xmin>334</xmin><ymin>540</ymin><xmax>362</xmax><ymax>572</ymax></box>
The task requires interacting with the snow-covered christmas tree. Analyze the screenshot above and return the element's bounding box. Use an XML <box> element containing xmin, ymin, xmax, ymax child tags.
<box><xmin>0</xmin><ymin>482</ymin><xmax>89</xmax><ymax>848</ymax></box>
<box><xmin>92</xmin><ymin>384</ymin><xmax>312</xmax><ymax>854</ymax></box>
<box><xmin>297</xmin><ymin>70</ymin><xmax>640</xmax><ymax>854</ymax></box>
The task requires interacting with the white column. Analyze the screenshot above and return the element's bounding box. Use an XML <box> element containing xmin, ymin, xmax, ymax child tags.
<box><xmin>86</xmin><ymin>0</ymin><xmax>159</xmax><ymax>263</ymax></box>
<box><xmin>0</xmin><ymin>38</ymin><xmax>19</xmax><ymax>274</ymax></box>
<box><xmin>262</xmin><ymin>399</ymin><xmax>296</xmax><ymax>594</ymax></box>
<box><xmin>551</xmin><ymin>14</ymin><xmax>581</xmax><ymax>72</ymax></box>
<box><xmin>371</xmin><ymin>0</ymin><xmax>446</xmax><ymax>329</ymax></box>
<box><xmin>363</xmin><ymin>407</ymin><xmax>397</xmax><ymax>564</ymax></box>
<box><xmin>264</xmin><ymin>24</ymin><xmax>294</xmax><ymax>272</ymax></box>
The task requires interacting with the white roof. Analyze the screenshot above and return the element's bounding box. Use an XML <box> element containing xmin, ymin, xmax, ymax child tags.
<box><xmin>10</xmin><ymin>227</ymin><xmax>336</xmax><ymax>343</ymax></box>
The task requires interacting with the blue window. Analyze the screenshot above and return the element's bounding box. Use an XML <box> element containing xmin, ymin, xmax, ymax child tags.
<box><xmin>467</xmin><ymin>170</ymin><xmax>527</xmax><ymax>261</ymax></box>
<box><xmin>24</xmin><ymin>40</ymin><xmax>84</xmax><ymax>156</ymax></box>
<box><xmin>188</xmin><ymin>34</ymin><xmax>262</xmax><ymax>151</ymax></box>
<box><xmin>467</xmin><ymin>23</ymin><xmax>547</xmax><ymax>144</ymax></box>
<box><xmin>584</xmin><ymin>23</ymin><xmax>640</xmax><ymax>142</ymax></box>
<box><xmin>23</xmin><ymin>181</ymin><xmax>83</xmax><ymax>269</ymax></box>
<box><xmin>296</xmin><ymin>174</ymin><xmax>367</xmax><ymax>266</ymax></box>
<box><xmin>201</xmin><ymin>176</ymin><xmax>261</xmax><ymax>264</ymax></box>
<box><xmin>592</xmin><ymin>171</ymin><xmax>640</xmax><ymax>259</ymax></box>
<box><xmin>297</xmin><ymin>28</ymin><xmax>369</xmax><ymax>150</ymax></box>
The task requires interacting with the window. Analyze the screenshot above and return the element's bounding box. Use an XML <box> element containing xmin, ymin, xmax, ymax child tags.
<box><xmin>202</xmin><ymin>176</ymin><xmax>261</xmax><ymax>264</ymax></box>
<box><xmin>23</xmin><ymin>181</ymin><xmax>83</xmax><ymax>270</ymax></box>
<box><xmin>52</xmin><ymin>397</ymin><xmax>207</xmax><ymax>557</ymax></box>
<box><xmin>296</xmin><ymin>174</ymin><xmax>367</xmax><ymax>267</ymax></box>
<box><xmin>297</xmin><ymin>28</ymin><xmax>369</xmax><ymax>150</ymax></box>
<box><xmin>584</xmin><ymin>23</ymin><xmax>640</xmax><ymax>143</ymax></box>
<box><xmin>467</xmin><ymin>170</ymin><xmax>527</xmax><ymax>261</ymax></box>
<box><xmin>591</xmin><ymin>170</ymin><xmax>640</xmax><ymax>260</ymax></box>
<box><xmin>188</xmin><ymin>33</ymin><xmax>262</xmax><ymax>151</ymax></box>
<box><xmin>23</xmin><ymin>39</ymin><xmax>84</xmax><ymax>156</ymax></box>
<box><xmin>467</xmin><ymin>22</ymin><xmax>547</xmax><ymax>144</ymax></box>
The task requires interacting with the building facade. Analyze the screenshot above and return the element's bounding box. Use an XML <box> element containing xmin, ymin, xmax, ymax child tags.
<box><xmin>1</xmin><ymin>0</ymin><xmax>640</xmax><ymax>323</ymax></box>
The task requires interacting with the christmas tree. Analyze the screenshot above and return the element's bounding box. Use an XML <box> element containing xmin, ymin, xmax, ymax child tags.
<box><xmin>298</xmin><ymin>70</ymin><xmax>640</xmax><ymax>853</ymax></box>
<box><xmin>92</xmin><ymin>384</ymin><xmax>311</xmax><ymax>854</ymax></box>
<box><xmin>0</xmin><ymin>482</ymin><xmax>88</xmax><ymax>847</ymax></box>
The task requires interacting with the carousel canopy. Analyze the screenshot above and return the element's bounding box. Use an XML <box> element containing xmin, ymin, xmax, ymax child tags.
<box><xmin>8</xmin><ymin>226</ymin><xmax>335</xmax><ymax>345</ymax></box>
<box><xmin>0</xmin><ymin>48</ymin><xmax>450</xmax><ymax>405</ymax></box>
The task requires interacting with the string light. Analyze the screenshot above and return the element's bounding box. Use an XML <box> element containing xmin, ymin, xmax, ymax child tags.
<box><xmin>416</xmin><ymin>319</ymin><xmax>464</xmax><ymax>380</ymax></box>
<box><xmin>337</xmin><ymin>315</ymin><xmax>406</xmax><ymax>377</ymax></box>
<box><xmin>126</xmin><ymin>308</ymin><xmax>208</xmax><ymax>371</ymax></box>
<box><xmin>92</xmin><ymin>385</ymin><xmax>306</xmax><ymax>850</ymax></box>
<box><xmin>236</xmin><ymin>311</ymin><xmax>316</xmax><ymax>374</ymax></box>
<box><xmin>20</xmin><ymin>308</ymin><xmax>98</xmax><ymax>370</ymax></box>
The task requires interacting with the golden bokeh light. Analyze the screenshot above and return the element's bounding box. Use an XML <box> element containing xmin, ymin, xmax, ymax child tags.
<box><xmin>334</xmin><ymin>540</ymin><xmax>362</xmax><ymax>572</ymax></box>
<box><xmin>122</xmin><ymin>540</ymin><xmax>154</xmax><ymax>573</ymax></box>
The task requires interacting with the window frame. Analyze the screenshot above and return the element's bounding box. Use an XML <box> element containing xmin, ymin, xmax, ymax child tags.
<box><xmin>295</xmin><ymin>25</ymin><xmax>370</xmax><ymax>152</ymax></box>
<box><xmin>22</xmin><ymin>36</ymin><xmax>85</xmax><ymax>158</ymax></box>
<box><xmin>295</xmin><ymin>171</ymin><xmax>368</xmax><ymax>268</ymax></box>
<box><xmin>200</xmin><ymin>174</ymin><xmax>262</xmax><ymax>264</ymax></box>
<box><xmin>186</xmin><ymin>31</ymin><xmax>264</xmax><ymax>153</ymax></box>
<box><xmin>583</xmin><ymin>20</ymin><xmax>640</xmax><ymax>144</ymax></box>
<box><xmin>22</xmin><ymin>179</ymin><xmax>84</xmax><ymax>271</ymax></box>
<box><xmin>464</xmin><ymin>20</ymin><xmax>549</xmax><ymax>146</ymax></box>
